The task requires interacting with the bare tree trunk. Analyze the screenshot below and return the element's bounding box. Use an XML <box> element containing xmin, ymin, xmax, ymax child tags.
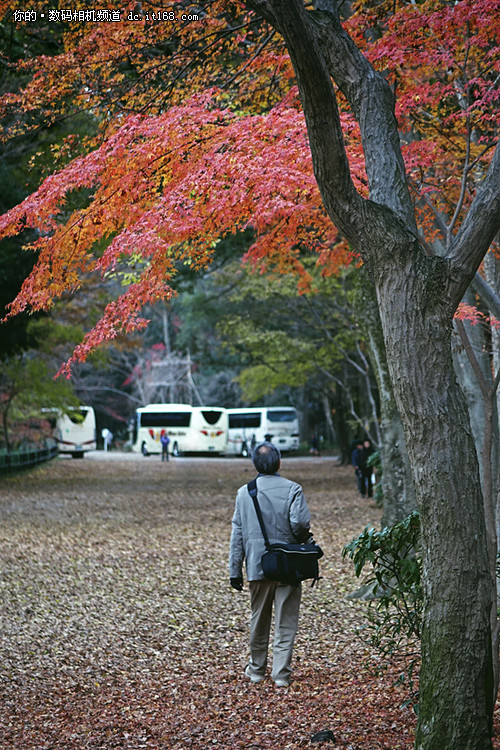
<box><xmin>454</xmin><ymin>307</ymin><xmax>500</xmax><ymax>700</ymax></box>
<box><xmin>376</xmin><ymin>266</ymin><xmax>494</xmax><ymax>748</ymax></box>
<box><xmin>160</xmin><ymin>304</ymin><xmax>171</xmax><ymax>355</ymax></box>
<box><xmin>1</xmin><ymin>405</ymin><xmax>11</xmax><ymax>452</ymax></box>
<box><xmin>353</xmin><ymin>271</ymin><xmax>416</xmax><ymax>525</ymax></box>
<box><xmin>453</xmin><ymin>290</ymin><xmax>499</xmax><ymax>497</ymax></box>
<box><xmin>321</xmin><ymin>391</ymin><xmax>336</xmax><ymax>445</ymax></box>
<box><xmin>483</xmin><ymin>249</ymin><xmax>500</xmax><ymax>551</ymax></box>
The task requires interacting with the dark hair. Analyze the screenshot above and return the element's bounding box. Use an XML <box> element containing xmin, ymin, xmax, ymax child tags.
<box><xmin>252</xmin><ymin>442</ymin><xmax>281</xmax><ymax>474</ymax></box>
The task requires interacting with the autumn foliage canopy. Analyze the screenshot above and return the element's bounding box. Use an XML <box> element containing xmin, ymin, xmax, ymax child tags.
<box><xmin>0</xmin><ymin>0</ymin><xmax>498</xmax><ymax>373</ymax></box>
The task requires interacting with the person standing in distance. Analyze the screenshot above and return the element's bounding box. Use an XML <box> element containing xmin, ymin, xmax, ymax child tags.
<box><xmin>229</xmin><ymin>442</ymin><xmax>315</xmax><ymax>687</ymax></box>
<box><xmin>160</xmin><ymin>431</ymin><xmax>170</xmax><ymax>462</ymax></box>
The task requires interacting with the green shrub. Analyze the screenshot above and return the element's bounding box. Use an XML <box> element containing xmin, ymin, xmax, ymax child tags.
<box><xmin>342</xmin><ymin>511</ymin><xmax>422</xmax><ymax>709</ymax></box>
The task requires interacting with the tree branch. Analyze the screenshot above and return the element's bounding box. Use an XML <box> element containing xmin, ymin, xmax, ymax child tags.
<box><xmin>447</xmin><ymin>140</ymin><xmax>500</xmax><ymax>305</ymax></box>
<box><xmin>470</xmin><ymin>272</ymin><xmax>500</xmax><ymax>322</ymax></box>
<box><xmin>308</xmin><ymin>5</ymin><xmax>417</xmax><ymax>234</ymax></box>
<box><xmin>246</xmin><ymin>0</ymin><xmax>418</xmax><ymax>277</ymax></box>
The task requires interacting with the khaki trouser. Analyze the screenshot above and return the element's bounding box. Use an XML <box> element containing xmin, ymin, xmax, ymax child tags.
<box><xmin>248</xmin><ymin>579</ymin><xmax>302</xmax><ymax>683</ymax></box>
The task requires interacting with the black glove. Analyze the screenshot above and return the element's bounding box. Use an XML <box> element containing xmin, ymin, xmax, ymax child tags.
<box><xmin>230</xmin><ymin>577</ymin><xmax>244</xmax><ymax>591</ymax></box>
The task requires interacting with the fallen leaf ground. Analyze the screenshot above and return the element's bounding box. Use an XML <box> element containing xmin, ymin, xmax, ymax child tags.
<box><xmin>0</xmin><ymin>453</ymin><xmax>495</xmax><ymax>749</ymax></box>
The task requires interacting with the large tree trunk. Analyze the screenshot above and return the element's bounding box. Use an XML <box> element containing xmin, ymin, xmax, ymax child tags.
<box><xmin>375</xmin><ymin>258</ymin><xmax>494</xmax><ymax>748</ymax></box>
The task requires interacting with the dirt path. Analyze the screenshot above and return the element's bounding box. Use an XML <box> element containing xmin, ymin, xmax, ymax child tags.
<box><xmin>0</xmin><ymin>453</ymin><xmax>417</xmax><ymax>749</ymax></box>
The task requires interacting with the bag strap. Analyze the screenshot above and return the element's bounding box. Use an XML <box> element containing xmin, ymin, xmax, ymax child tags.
<box><xmin>247</xmin><ymin>478</ymin><xmax>271</xmax><ymax>549</ymax></box>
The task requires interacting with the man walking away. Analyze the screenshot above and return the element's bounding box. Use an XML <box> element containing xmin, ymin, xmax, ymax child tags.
<box><xmin>229</xmin><ymin>442</ymin><xmax>316</xmax><ymax>687</ymax></box>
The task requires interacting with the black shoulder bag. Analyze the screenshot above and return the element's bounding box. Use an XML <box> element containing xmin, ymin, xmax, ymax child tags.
<box><xmin>247</xmin><ymin>478</ymin><xmax>323</xmax><ymax>587</ymax></box>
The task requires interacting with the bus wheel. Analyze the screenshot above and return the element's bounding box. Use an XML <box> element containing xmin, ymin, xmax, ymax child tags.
<box><xmin>141</xmin><ymin>442</ymin><xmax>149</xmax><ymax>457</ymax></box>
<box><xmin>172</xmin><ymin>441</ymin><xmax>180</xmax><ymax>457</ymax></box>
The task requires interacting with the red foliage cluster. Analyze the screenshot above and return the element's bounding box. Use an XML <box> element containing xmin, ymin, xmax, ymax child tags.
<box><xmin>0</xmin><ymin>92</ymin><xmax>359</xmax><ymax>373</ymax></box>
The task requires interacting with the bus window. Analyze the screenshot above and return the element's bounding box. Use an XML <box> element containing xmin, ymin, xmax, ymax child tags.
<box><xmin>201</xmin><ymin>409</ymin><xmax>224</xmax><ymax>425</ymax></box>
<box><xmin>140</xmin><ymin>411</ymin><xmax>191</xmax><ymax>428</ymax></box>
<box><xmin>266</xmin><ymin>410</ymin><xmax>297</xmax><ymax>422</ymax></box>
<box><xmin>67</xmin><ymin>408</ymin><xmax>89</xmax><ymax>424</ymax></box>
<box><xmin>228</xmin><ymin>413</ymin><xmax>261</xmax><ymax>429</ymax></box>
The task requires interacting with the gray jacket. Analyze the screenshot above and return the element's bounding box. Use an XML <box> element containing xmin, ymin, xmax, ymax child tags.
<box><xmin>229</xmin><ymin>473</ymin><xmax>312</xmax><ymax>582</ymax></box>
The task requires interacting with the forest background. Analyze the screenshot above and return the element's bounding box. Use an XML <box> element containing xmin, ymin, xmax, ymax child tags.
<box><xmin>0</xmin><ymin>1</ymin><xmax>499</xmax><ymax>749</ymax></box>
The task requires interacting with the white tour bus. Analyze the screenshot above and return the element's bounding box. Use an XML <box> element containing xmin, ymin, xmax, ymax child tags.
<box><xmin>43</xmin><ymin>406</ymin><xmax>97</xmax><ymax>458</ymax></box>
<box><xmin>131</xmin><ymin>403</ymin><xmax>228</xmax><ymax>456</ymax></box>
<box><xmin>226</xmin><ymin>406</ymin><xmax>300</xmax><ymax>456</ymax></box>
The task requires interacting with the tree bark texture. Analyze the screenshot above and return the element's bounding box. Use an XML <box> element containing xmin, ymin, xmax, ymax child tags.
<box><xmin>246</xmin><ymin>1</ymin><xmax>500</xmax><ymax>747</ymax></box>
<box><xmin>353</xmin><ymin>270</ymin><xmax>416</xmax><ymax>526</ymax></box>
<box><xmin>454</xmin><ymin>291</ymin><xmax>500</xmax><ymax>696</ymax></box>
<box><xmin>483</xmin><ymin>249</ymin><xmax>500</xmax><ymax>539</ymax></box>
<box><xmin>375</xmin><ymin>254</ymin><xmax>494</xmax><ymax>749</ymax></box>
<box><xmin>453</xmin><ymin>292</ymin><xmax>500</xmax><ymax>591</ymax></box>
<box><xmin>452</xmin><ymin>293</ymin><xmax>495</xmax><ymax>494</ymax></box>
